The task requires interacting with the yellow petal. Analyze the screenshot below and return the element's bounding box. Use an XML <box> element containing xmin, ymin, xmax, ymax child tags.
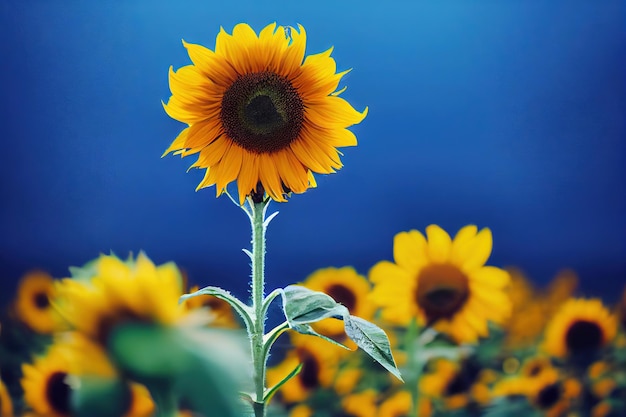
<box><xmin>393</xmin><ymin>230</ymin><xmax>427</xmax><ymax>273</ymax></box>
<box><xmin>425</xmin><ymin>225</ymin><xmax>452</xmax><ymax>263</ymax></box>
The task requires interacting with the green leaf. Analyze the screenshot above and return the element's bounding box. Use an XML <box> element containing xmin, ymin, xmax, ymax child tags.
<box><xmin>108</xmin><ymin>323</ymin><xmax>248</xmax><ymax>417</ymax></box>
<box><xmin>180</xmin><ymin>285</ymin><xmax>253</xmax><ymax>331</ymax></box>
<box><xmin>263</xmin><ymin>363</ymin><xmax>302</xmax><ymax>403</ymax></box>
<box><xmin>289</xmin><ymin>323</ymin><xmax>350</xmax><ymax>350</ymax></box>
<box><xmin>343</xmin><ymin>315</ymin><xmax>403</xmax><ymax>381</ymax></box>
<box><xmin>71</xmin><ymin>376</ymin><xmax>132</xmax><ymax>417</ymax></box>
<box><xmin>281</xmin><ymin>285</ymin><xmax>348</xmax><ymax>324</ymax></box>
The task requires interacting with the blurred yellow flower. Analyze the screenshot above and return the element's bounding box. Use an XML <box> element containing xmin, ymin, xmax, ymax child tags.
<box><xmin>369</xmin><ymin>225</ymin><xmax>511</xmax><ymax>343</ymax></box>
<box><xmin>163</xmin><ymin>23</ymin><xmax>367</xmax><ymax>203</ymax></box>
<box><xmin>543</xmin><ymin>298</ymin><xmax>617</xmax><ymax>358</ymax></box>
<box><xmin>21</xmin><ymin>335</ymin><xmax>154</xmax><ymax>417</ymax></box>
<box><xmin>55</xmin><ymin>253</ymin><xmax>186</xmax><ymax>345</ymax></box>
<box><xmin>341</xmin><ymin>389</ymin><xmax>377</xmax><ymax>417</ymax></box>
<box><xmin>14</xmin><ymin>270</ymin><xmax>60</xmax><ymax>334</ymax></box>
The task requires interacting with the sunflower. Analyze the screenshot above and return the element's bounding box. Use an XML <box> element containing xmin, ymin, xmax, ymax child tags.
<box><xmin>0</xmin><ymin>378</ymin><xmax>12</xmax><ymax>417</ymax></box>
<box><xmin>22</xmin><ymin>335</ymin><xmax>155</xmax><ymax>417</ymax></box>
<box><xmin>369</xmin><ymin>225</ymin><xmax>511</xmax><ymax>343</ymax></box>
<box><xmin>14</xmin><ymin>270</ymin><xmax>60</xmax><ymax>334</ymax></box>
<box><xmin>54</xmin><ymin>253</ymin><xmax>186</xmax><ymax>345</ymax></box>
<box><xmin>526</xmin><ymin>368</ymin><xmax>581</xmax><ymax>417</ymax></box>
<box><xmin>301</xmin><ymin>266</ymin><xmax>375</xmax><ymax>336</ymax></box>
<box><xmin>420</xmin><ymin>358</ymin><xmax>484</xmax><ymax>411</ymax></box>
<box><xmin>266</xmin><ymin>333</ymin><xmax>342</xmax><ymax>403</ymax></box>
<box><xmin>543</xmin><ymin>298</ymin><xmax>617</xmax><ymax>358</ymax></box>
<box><xmin>163</xmin><ymin>23</ymin><xmax>367</xmax><ymax>204</ymax></box>
<box><xmin>22</xmin><ymin>345</ymin><xmax>78</xmax><ymax>417</ymax></box>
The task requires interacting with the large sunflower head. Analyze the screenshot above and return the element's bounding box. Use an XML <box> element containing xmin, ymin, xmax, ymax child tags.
<box><xmin>542</xmin><ymin>298</ymin><xmax>617</xmax><ymax>358</ymax></box>
<box><xmin>369</xmin><ymin>225</ymin><xmax>512</xmax><ymax>343</ymax></box>
<box><xmin>54</xmin><ymin>253</ymin><xmax>186</xmax><ymax>346</ymax></box>
<box><xmin>163</xmin><ymin>23</ymin><xmax>367</xmax><ymax>204</ymax></box>
<box><xmin>301</xmin><ymin>266</ymin><xmax>375</xmax><ymax>336</ymax></box>
<box><xmin>13</xmin><ymin>270</ymin><xmax>61</xmax><ymax>334</ymax></box>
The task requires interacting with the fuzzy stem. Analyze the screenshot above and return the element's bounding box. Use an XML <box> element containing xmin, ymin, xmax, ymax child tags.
<box><xmin>249</xmin><ymin>199</ymin><xmax>268</xmax><ymax>417</ymax></box>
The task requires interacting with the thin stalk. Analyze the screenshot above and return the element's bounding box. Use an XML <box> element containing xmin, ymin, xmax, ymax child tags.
<box><xmin>249</xmin><ymin>199</ymin><xmax>268</xmax><ymax>417</ymax></box>
<box><xmin>406</xmin><ymin>318</ymin><xmax>422</xmax><ymax>417</ymax></box>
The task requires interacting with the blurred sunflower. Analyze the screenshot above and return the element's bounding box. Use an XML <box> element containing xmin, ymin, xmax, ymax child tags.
<box><xmin>163</xmin><ymin>23</ymin><xmax>367</xmax><ymax>204</ymax></box>
<box><xmin>54</xmin><ymin>253</ymin><xmax>186</xmax><ymax>345</ymax></box>
<box><xmin>22</xmin><ymin>335</ymin><xmax>154</xmax><ymax>417</ymax></box>
<box><xmin>341</xmin><ymin>389</ymin><xmax>377</xmax><ymax>417</ymax></box>
<box><xmin>520</xmin><ymin>356</ymin><xmax>553</xmax><ymax>378</ymax></box>
<box><xmin>369</xmin><ymin>225</ymin><xmax>511</xmax><ymax>343</ymax></box>
<box><xmin>543</xmin><ymin>298</ymin><xmax>617</xmax><ymax>358</ymax></box>
<box><xmin>288</xmin><ymin>404</ymin><xmax>312</xmax><ymax>417</ymax></box>
<box><xmin>301</xmin><ymin>266</ymin><xmax>375</xmax><ymax>336</ymax></box>
<box><xmin>266</xmin><ymin>333</ymin><xmax>341</xmax><ymax>403</ymax></box>
<box><xmin>14</xmin><ymin>270</ymin><xmax>59</xmax><ymax>334</ymax></box>
<box><xmin>0</xmin><ymin>378</ymin><xmax>12</xmax><ymax>417</ymax></box>
<box><xmin>22</xmin><ymin>345</ymin><xmax>79</xmax><ymax>417</ymax></box>
<box><xmin>420</xmin><ymin>358</ymin><xmax>484</xmax><ymax>411</ymax></box>
<box><xmin>526</xmin><ymin>368</ymin><xmax>581</xmax><ymax>417</ymax></box>
<box><xmin>378</xmin><ymin>390</ymin><xmax>432</xmax><ymax>417</ymax></box>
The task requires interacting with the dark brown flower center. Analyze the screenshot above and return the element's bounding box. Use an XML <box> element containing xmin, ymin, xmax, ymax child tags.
<box><xmin>565</xmin><ymin>320</ymin><xmax>603</xmax><ymax>354</ymax></box>
<box><xmin>296</xmin><ymin>348</ymin><xmax>320</xmax><ymax>389</ymax></box>
<box><xmin>415</xmin><ymin>264</ymin><xmax>470</xmax><ymax>323</ymax></box>
<box><xmin>221</xmin><ymin>71</ymin><xmax>304</xmax><ymax>154</ymax></box>
<box><xmin>33</xmin><ymin>291</ymin><xmax>50</xmax><ymax>309</ymax></box>
<box><xmin>536</xmin><ymin>382</ymin><xmax>561</xmax><ymax>409</ymax></box>
<box><xmin>46</xmin><ymin>372</ymin><xmax>71</xmax><ymax>415</ymax></box>
<box><xmin>325</xmin><ymin>284</ymin><xmax>357</xmax><ymax>312</ymax></box>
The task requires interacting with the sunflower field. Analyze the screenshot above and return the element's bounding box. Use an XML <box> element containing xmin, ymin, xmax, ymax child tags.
<box><xmin>1</xmin><ymin>17</ymin><xmax>625</xmax><ymax>417</ymax></box>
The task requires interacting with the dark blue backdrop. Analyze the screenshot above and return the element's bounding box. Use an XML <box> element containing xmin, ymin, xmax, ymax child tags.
<box><xmin>1</xmin><ymin>0</ymin><xmax>624</xmax><ymax>307</ymax></box>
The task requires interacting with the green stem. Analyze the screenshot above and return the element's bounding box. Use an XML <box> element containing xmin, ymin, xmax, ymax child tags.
<box><xmin>152</xmin><ymin>383</ymin><xmax>178</xmax><ymax>417</ymax></box>
<box><xmin>249</xmin><ymin>199</ymin><xmax>268</xmax><ymax>417</ymax></box>
<box><xmin>406</xmin><ymin>319</ymin><xmax>422</xmax><ymax>417</ymax></box>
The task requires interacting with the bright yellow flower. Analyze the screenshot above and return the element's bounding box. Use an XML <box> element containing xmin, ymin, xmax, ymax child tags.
<box><xmin>543</xmin><ymin>298</ymin><xmax>617</xmax><ymax>358</ymax></box>
<box><xmin>301</xmin><ymin>266</ymin><xmax>375</xmax><ymax>336</ymax></box>
<box><xmin>163</xmin><ymin>23</ymin><xmax>367</xmax><ymax>204</ymax></box>
<box><xmin>14</xmin><ymin>270</ymin><xmax>61</xmax><ymax>334</ymax></box>
<box><xmin>369</xmin><ymin>225</ymin><xmax>511</xmax><ymax>343</ymax></box>
<box><xmin>55</xmin><ymin>253</ymin><xmax>186</xmax><ymax>345</ymax></box>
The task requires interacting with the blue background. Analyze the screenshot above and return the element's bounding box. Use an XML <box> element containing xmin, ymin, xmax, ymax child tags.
<box><xmin>1</xmin><ymin>0</ymin><xmax>624</xmax><ymax>307</ymax></box>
